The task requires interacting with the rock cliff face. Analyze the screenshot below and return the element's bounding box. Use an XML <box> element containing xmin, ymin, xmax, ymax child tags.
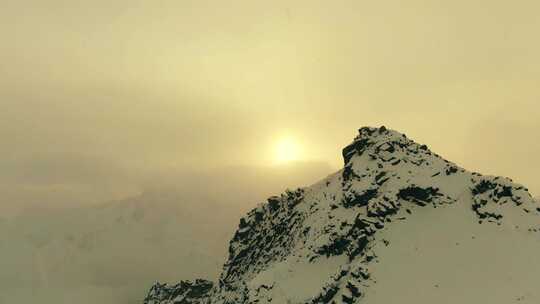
<box><xmin>145</xmin><ymin>126</ymin><xmax>540</xmax><ymax>304</ymax></box>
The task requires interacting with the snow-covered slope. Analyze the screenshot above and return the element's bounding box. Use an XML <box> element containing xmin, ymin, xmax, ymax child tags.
<box><xmin>145</xmin><ymin>126</ymin><xmax>540</xmax><ymax>304</ymax></box>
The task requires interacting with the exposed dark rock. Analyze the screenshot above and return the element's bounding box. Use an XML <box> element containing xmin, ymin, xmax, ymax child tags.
<box><xmin>144</xmin><ymin>280</ymin><xmax>213</xmax><ymax>304</ymax></box>
<box><xmin>343</xmin><ymin>138</ymin><xmax>371</xmax><ymax>165</ymax></box>
<box><xmin>445</xmin><ymin>166</ymin><xmax>458</xmax><ymax>175</ymax></box>
<box><xmin>397</xmin><ymin>186</ymin><xmax>441</xmax><ymax>205</ymax></box>
<box><xmin>310</xmin><ymin>285</ymin><xmax>340</xmax><ymax>304</ymax></box>
<box><xmin>472</xmin><ymin>180</ymin><xmax>496</xmax><ymax>195</ymax></box>
<box><xmin>344</xmin><ymin>189</ymin><xmax>379</xmax><ymax>208</ymax></box>
<box><xmin>317</xmin><ymin>237</ymin><xmax>352</xmax><ymax>257</ymax></box>
<box><xmin>342</xmin><ymin>164</ymin><xmax>359</xmax><ymax>182</ymax></box>
<box><xmin>496</xmin><ymin>186</ymin><xmax>513</xmax><ymax>198</ymax></box>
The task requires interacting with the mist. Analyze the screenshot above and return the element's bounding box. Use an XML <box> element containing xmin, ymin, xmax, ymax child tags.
<box><xmin>0</xmin><ymin>162</ymin><xmax>333</xmax><ymax>304</ymax></box>
<box><xmin>1</xmin><ymin>1</ymin><xmax>540</xmax><ymax>303</ymax></box>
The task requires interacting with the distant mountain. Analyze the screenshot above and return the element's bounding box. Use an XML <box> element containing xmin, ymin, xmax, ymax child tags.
<box><xmin>0</xmin><ymin>162</ymin><xmax>332</xmax><ymax>304</ymax></box>
<box><xmin>0</xmin><ymin>192</ymin><xmax>238</xmax><ymax>304</ymax></box>
<box><xmin>144</xmin><ymin>126</ymin><xmax>540</xmax><ymax>304</ymax></box>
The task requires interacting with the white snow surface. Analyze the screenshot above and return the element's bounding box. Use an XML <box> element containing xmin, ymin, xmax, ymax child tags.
<box><xmin>145</xmin><ymin>126</ymin><xmax>540</xmax><ymax>304</ymax></box>
<box><xmin>366</xmin><ymin>200</ymin><xmax>540</xmax><ymax>304</ymax></box>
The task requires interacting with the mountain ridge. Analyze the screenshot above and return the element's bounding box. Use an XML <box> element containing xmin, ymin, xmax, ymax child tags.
<box><xmin>144</xmin><ymin>126</ymin><xmax>539</xmax><ymax>304</ymax></box>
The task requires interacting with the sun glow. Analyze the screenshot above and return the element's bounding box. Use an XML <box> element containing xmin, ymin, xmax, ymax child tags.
<box><xmin>275</xmin><ymin>137</ymin><xmax>302</xmax><ymax>164</ymax></box>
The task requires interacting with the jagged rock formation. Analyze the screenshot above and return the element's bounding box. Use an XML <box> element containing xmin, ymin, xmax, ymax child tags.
<box><xmin>144</xmin><ymin>280</ymin><xmax>214</xmax><ymax>304</ymax></box>
<box><xmin>144</xmin><ymin>126</ymin><xmax>539</xmax><ymax>304</ymax></box>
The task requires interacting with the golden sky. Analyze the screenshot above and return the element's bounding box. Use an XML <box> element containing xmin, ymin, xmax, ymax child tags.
<box><xmin>1</xmin><ymin>0</ymin><xmax>539</xmax><ymax>211</ymax></box>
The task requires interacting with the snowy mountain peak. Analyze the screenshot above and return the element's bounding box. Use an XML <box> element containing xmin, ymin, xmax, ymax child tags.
<box><xmin>144</xmin><ymin>127</ymin><xmax>540</xmax><ymax>304</ymax></box>
<box><xmin>343</xmin><ymin>126</ymin><xmax>405</xmax><ymax>164</ymax></box>
<box><xmin>343</xmin><ymin>126</ymin><xmax>439</xmax><ymax>167</ymax></box>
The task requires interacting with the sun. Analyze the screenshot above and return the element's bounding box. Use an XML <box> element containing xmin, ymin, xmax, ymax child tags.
<box><xmin>275</xmin><ymin>137</ymin><xmax>302</xmax><ymax>164</ymax></box>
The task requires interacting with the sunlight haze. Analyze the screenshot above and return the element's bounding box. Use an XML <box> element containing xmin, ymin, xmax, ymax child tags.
<box><xmin>1</xmin><ymin>1</ymin><xmax>540</xmax><ymax>304</ymax></box>
<box><xmin>2</xmin><ymin>1</ymin><xmax>539</xmax><ymax>213</ymax></box>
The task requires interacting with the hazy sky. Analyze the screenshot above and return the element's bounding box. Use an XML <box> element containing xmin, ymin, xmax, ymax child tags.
<box><xmin>1</xmin><ymin>0</ymin><xmax>539</xmax><ymax>213</ymax></box>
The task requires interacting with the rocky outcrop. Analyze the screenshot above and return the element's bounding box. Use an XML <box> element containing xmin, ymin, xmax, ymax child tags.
<box><xmin>144</xmin><ymin>280</ymin><xmax>213</xmax><ymax>304</ymax></box>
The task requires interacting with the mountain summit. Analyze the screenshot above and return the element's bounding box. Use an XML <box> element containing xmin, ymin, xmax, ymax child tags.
<box><xmin>144</xmin><ymin>126</ymin><xmax>540</xmax><ymax>304</ymax></box>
